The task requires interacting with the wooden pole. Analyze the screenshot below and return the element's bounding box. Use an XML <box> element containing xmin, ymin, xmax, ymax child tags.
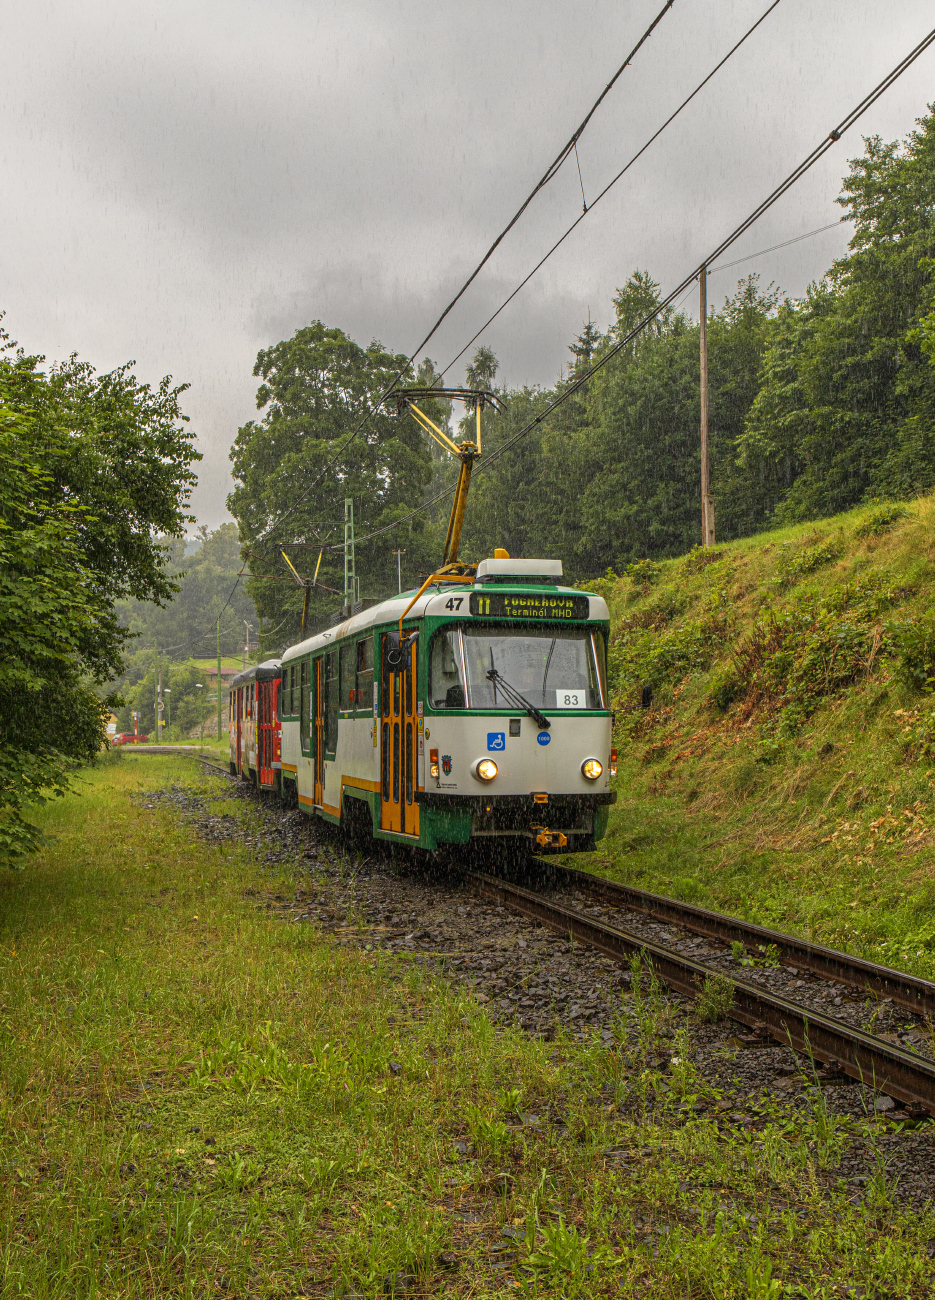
<box><xmin>217</xmin><ymin>616</ymin><xmax>222</xmax><ymax>741</ymax></box>
<box><xmin>699</xmin><ymin>265</ymin><xmax>715</xmax><ymax>546</ymax></box>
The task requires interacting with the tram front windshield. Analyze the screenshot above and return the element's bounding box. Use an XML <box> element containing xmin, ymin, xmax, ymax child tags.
<box><xmin>429</xmin><ymin>624</ymin><xmax>605</xmax><ymax>710</ymax></box>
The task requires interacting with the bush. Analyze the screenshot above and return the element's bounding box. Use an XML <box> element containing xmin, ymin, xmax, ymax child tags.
<box><xmin>681</xmin><ymin>545</ymin><xmax>725</xmax><ymax>575</ymax></box>
<box><xmin>855</xmin><ymin>503</ymin><xmax>910</xmax><ymax>537</ymax></box>
<box><xmin>776</xmin><ymin>539</ymin><xmax>842</xmax><ymax>589</ymax></box>
<box><xmin>723</xmin><ymin>593</ymin><xmax>885</xmax><ymax>730</ymax></box>
<box><xmin>623</xmin><ymin>559</ymin><xmax>660</xmax><ymax>596</ymax></box>
<box><xmin>887</xmin><ymin>612</ymin><xmax>935</xmax><ymax>691</ymax></box>
<box><xmin>706</xmin><ymin>663</ymin><xmax>742</xmax><ymax>711</ymax></box>
<box><xmin>611</xmin><ymin>591</ymin><xmax>731</xmax><ymax>698</ymax></box>
<box><xmin>577</xmin><ymin>566</ymin><xmax>618</xmax><ymax>598</ymax></box>
<box><xmin>893</xmin><ymin>704</ymin><xmax>935</xmax><ymax>760</ymax></box>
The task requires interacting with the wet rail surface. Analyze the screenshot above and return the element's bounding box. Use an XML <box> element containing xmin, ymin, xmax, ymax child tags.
<box><xmin>548</xmin><ymin>863</ymin><xmax>935</xmax><ymax>1021</ymax></box>
<box><xmin>468</xmin><ymin>871</ymin><xmax>935</xmax><ymax>1117</ymax></box>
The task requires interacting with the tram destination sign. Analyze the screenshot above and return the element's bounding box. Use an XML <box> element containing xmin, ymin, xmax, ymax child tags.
<box><xmin>470</xmin><ymin>592</ymin><xmax>589</xmax><ymax>621</ymax></box>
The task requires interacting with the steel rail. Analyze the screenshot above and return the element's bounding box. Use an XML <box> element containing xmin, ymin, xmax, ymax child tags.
<box><xmin>549</xmin><ymin>864</ymin><xmax>935</xmax><ymax>1022</ymax></box>
<box><xmin>468</xmin><ymin>871</ymin><xmax>935</xmax><ymax>1115</ymax></box>
<box><xmin>195</xmin><ymin>757</ymin><xmax>234</xmax><ymax>777</ymax></box>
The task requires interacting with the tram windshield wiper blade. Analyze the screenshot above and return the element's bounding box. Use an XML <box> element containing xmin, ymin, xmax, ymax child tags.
<box><xmin>485</xmin><ymin>668</ymin><xmax>550</xmax><ymax>730</ymax></box>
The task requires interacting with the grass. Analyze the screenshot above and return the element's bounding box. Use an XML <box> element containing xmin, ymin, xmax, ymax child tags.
<box><xmin>3</xmin><ymin>756</ymin><xmax>935</xmax><ymax>1295</ymax></box>
<box><xmin>575</xmin><ymin>495</ymin><xmax>935</xmax><ymax>981</ymax></box>
<box><xmin>190</xmin><ymin>658</ymin><xmax>243</xmax><ymax>674</ymax></box>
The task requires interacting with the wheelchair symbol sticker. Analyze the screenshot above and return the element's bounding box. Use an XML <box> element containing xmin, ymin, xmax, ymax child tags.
<box><xmin>537</xmin><ymin>731</ymin><xmax>551</xmax><ymax>746</ymax></box>
<box><xmin>487</xmin><ymin>732</ymin><xmax>506</xmax><ymax>751</ymax></box>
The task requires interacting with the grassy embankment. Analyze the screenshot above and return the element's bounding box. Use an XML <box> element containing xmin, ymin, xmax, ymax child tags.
<box><xmin>2</xmin><ymin>756</ymin><xmax>935</xmax><ymax>1297</ymax></box>
<box><xmin>579</xmin><ymin>496</ymin><xmax>935</xmax><ymax>978</ymax></box>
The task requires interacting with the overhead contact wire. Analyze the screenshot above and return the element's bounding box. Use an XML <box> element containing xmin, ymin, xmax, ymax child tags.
<box><xmin>404</xmin><ymin>0</ymin><xmax>676</xmax><ymax>364</ymax></box>
<box><xmin>350</xmin><ymin>22</ymin><xmax>935</xmax><ymax>548</ymax></box>
<box><xmin>247</xmin><ymin>2</ymin><xmax>678</xmax><ymax>553</ymax></box>
<box><xmin>440</xmin><ymin>0</ymin><xmax>784</xmax><ymax>377</ymax></box>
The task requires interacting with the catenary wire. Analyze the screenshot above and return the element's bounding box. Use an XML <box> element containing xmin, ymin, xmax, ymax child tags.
<box><xmin>348</xmin><ymin>23</ymin><xmax>935</xmax><ymax>549</ymax></box>
<box><xmin>403</xmin><ymin>0</ymin><xmax>677</xmax><ymax>364</ymax></box>
<box><xmin>243</xmin><ymin>2</ymin><xmax>679</xmax><ymax>553</ymax></box>
<box><xmin>256</xmin><ymin>0</ymin><xmax>775</xmax><ymax>558</ymax></box>
<box><xmin>439</xmin><ymin>0</ymin><xmax>784</xmax><ymax>378</ymax></box>
<box><xmin>709</xmin><ymin>218</ymin><xmax>848</xmax><ymax>273</ymax></box>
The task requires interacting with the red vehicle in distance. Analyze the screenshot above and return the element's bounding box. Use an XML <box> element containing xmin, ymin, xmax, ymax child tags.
<box><xmin>111</xmin><ymin>732</ymin><xmax>150</xmax><ymax>746</ymax></box>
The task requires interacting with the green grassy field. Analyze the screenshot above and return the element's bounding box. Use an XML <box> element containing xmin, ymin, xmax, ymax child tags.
<box><xmin>574</xmin><ymin>497</ymin><xmax>935</xmax><ymax>983</ymax></box>
<box><xmin>190</xmin><ymin>658</ymin><xmax>243</xmax><ymax>674</ymax></box>
<box><xmin>2</xmin><ymin>755</ymin><xmax>935</xmax><ymax>1297</ymax></box>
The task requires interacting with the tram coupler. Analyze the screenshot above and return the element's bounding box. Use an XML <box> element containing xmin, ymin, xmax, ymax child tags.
<box><xmin>532</xmin><ymin>825</ymin><xmax>567</xmax><ymax>848</ymax></box>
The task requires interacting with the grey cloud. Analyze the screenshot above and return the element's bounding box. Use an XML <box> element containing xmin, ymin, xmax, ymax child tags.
<box><xmin>1</xmin><ymin>0</ymin><xmax>933</xmax><ymax>527</ymax></box>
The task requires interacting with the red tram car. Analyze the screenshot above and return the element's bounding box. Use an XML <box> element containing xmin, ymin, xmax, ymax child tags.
<box><xmin>229</xmin><ymin>660</ymin><xmax>282</xmax><ymax>791</ymax></box>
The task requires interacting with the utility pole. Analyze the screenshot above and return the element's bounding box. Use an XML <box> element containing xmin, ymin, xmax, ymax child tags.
<box><xmin>217</xmin><ymin>615</ymin><xmax>222</xmax><ymax>742</ymax></box>
<box><xmin>344</xmin><ymin>498</ymin><xmax>357</xmax><ymax>609</ymax></box>
<box><xmin>699</xmin><ymin>264</ymin><xmax>715</xmax><ymax>547</ymax></box>
<box><xmin>392</xmin><ymin>548</ymin><xmax>406</xmax><ymax>594</ymax></box>
<box><xmin>157</xmin><ymin>665</ymin><xmax>163</xmax><ymax>737</ymax></box>
<box><xmin>196</xmin><ymin>684</ymin><xmax>204</xmax><ymax>746</ymax></box>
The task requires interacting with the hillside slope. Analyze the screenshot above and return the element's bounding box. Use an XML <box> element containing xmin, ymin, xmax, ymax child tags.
<box><xmin>579</xmin><ymin>496</ymin><xmax>935</xmax><ymax>981</ymax></box>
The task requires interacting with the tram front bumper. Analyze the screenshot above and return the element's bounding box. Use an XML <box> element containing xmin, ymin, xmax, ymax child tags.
<box><xmin>416</xmin><ymin>790</ymin><xmax>615</xmax><ymax>850</ymax></box>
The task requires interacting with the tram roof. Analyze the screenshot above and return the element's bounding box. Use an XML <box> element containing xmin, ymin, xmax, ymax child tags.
<box><xmin>280</xmin><ymin>580</ymin><xmax>609</xmax><ymax>666</ymax></box>
<box><xmin>230</xmin><ymin>658</ymin><xmax>282</xmax><ymax>690</ymax></box>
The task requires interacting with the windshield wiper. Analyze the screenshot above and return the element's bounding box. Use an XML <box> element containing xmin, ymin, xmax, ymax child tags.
<box><xmin>486</xmin><ymin>668</ymin><xmax>551</xmax><ymax>731</ymax></box>
<box><xmin>541</xmin><ymin>637</ymin><xmax>556</xmax><ymax>698</ymax></box>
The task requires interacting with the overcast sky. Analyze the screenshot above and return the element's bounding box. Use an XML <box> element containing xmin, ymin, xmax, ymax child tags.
<box><xmin>2</xmin><ymin>0</ymin><xmax>934</xmax><ymax>530</ymax></box>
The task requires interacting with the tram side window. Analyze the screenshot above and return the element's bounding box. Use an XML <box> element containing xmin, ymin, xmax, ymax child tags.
<box><xmin>339</xmin><ymin>643</ymin><xmax>355</xmax><ymax>714</ymax></box>
<box><xmin>299</xmin><ymin>661</ymin><xmax>310</xmax><ymax>751</ymax></box>
<box><xmin>324</xmin><ymin>649</ymin><xmax>339</xmax><ymax>753</ymax></box>
<box><xmin>355</xmin><ymin>638</ymin><xmax>374</xmax><ymax>712</ymax></box>
<box><xmin>429</xmin><ymin>628</ymin><xmax>465</xmax><ymax>708</ymax></box>
<box><xmin>287</xmin><ymin>665</ymin><xmax>295</xmax><ymax>716</ymax></box>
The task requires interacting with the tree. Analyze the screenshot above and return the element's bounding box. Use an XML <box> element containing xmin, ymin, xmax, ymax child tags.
<box><xmin>117</xmin><ymin>658</ymin><xmax>215</xmax><ymax>738</ymax></box>
<box><xmin>0</xmin><ymin>332</ymin><xmax>197</xmax><ymax>865</ymax></box>
<box><xmin>738</xmin><ymin>111</ymin><xmax>935</xmax><ymax>523</ymax></box>
<box><xmin>228</xmin><ymin>322</ymin><xmax>435</xmax><ymax>638</ymax></box>
<box><xmin>116</xmin><ymin>524</ymin><xmax>257</xmax><ymax>661</ymax></box>
<box><xmin>569</xmin><ymin>317</ymin><xmax>601</xmax><ymax>372</ymax></box>
<box><xmin>465</xmin><ymin>345</ymin><xmax>499</xmax><ymax>392</ymax></box>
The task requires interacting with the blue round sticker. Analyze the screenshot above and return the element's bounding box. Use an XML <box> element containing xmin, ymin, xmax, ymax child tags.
<box><xmin>537</xmin><ymin>731</ymin><xmax>551</xmax><ymax>746</ymax></box>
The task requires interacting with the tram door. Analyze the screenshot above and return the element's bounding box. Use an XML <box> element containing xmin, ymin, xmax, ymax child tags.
<box><xmin>257</xmin><ymin>682</ymin><xmax>274</xmax><ymax>787</ymax></box>
<box><xmin>313</xmin><ymin>657</ymin><xmax>325</xmax><ymax>807</ymax></box>
<box><xmin>235</xmin><ymin>688</ymin><xmax>243</xmax><ymax>771</ymax></box>
<box><xmin>380</xmin><ymin>637</ymin><xmax>419</xmax><ymax>837</ymax></box>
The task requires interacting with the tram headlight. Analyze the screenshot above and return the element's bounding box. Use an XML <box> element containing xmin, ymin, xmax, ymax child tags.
<box><xmin>475</xmin><ymin>759</ymin><xmax>498</xmax><ymax>782</ymax></box>
<box><xmin>581</xmin><ymin>758</ymin><xmax>603</xmax><ymax>781</ymax></box>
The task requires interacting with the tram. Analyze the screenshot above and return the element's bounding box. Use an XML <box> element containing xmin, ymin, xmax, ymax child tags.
<box><xmin>277</xmin><ymin>554</ymin><xmax>615</xmax><ymax>854</ymax></box>
<box><xmin>256</xmin><ymin>386</ymin><xmax>616</xmax><ymax>855</ymax></box>
<box><xmin>229</xmin><ymin>659</ymin><xmax>283</xmax><ymax>789</ymax></box>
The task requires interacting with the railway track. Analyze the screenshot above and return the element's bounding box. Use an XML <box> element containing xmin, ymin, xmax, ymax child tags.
<box><xmin>551</xmin><ymin>863</ymin><xmax>935</xmax><ymax>1020</ymax></box>
<box><xmin>468</xmin><ymin>869</ymin><xmax>935</xmax><ymax>1117</ymax></box>
<box><xmin>180</xmin><ymin>763</ymin><xmax>935</xmax><ymax>1115</ymax></box>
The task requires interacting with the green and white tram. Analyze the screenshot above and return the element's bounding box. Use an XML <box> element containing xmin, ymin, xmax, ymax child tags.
<box><xmin>278</xmin><ymin>554</ymin><xmax>616</xmax><ymax>856</ymax></box>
